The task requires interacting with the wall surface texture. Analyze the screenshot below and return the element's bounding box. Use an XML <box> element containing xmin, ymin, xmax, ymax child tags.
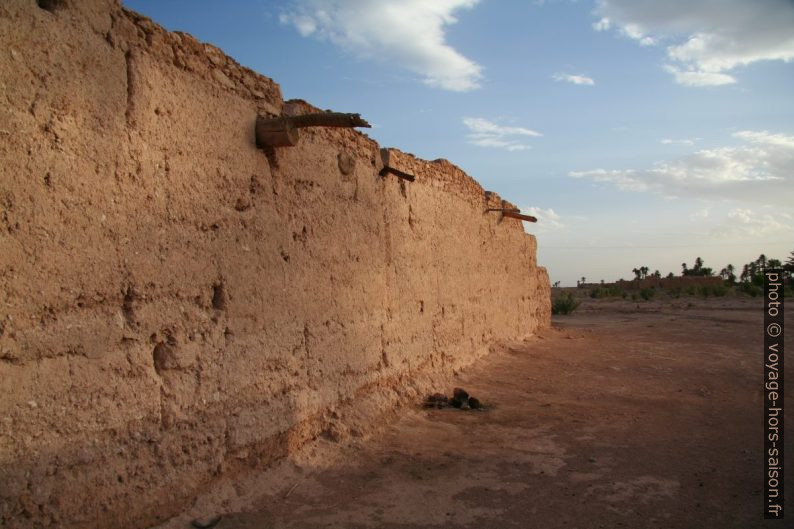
<box><xmin>0</xmin><ymin>1</ymin><xmax>550</xmax><ymax>527</ymax></box>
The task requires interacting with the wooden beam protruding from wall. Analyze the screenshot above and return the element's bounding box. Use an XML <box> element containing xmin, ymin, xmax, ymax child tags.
<box><xmin>379</xmin><ymin>148</ymin><xmax>416</xmax><ymax>181</ymax></box>
<box><xmin>256</xmin><ymin>112</ymin><xmax>371</xmax><ymax>148</ymax></box>
<box><xmin>485</xmin><ymin>208</ymin><xmax>538</xmax><ymax>223</ymax></box>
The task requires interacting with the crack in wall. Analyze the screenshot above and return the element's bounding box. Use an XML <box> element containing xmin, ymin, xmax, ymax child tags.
<box><xmin>124</xmin><ymin>50</ymin><xmax>136</xmax><ymax>127</ymax></box>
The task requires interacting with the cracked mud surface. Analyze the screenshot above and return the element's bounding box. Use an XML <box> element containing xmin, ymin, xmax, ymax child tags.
<box><xmin>158</xmin><ymin>297</ymin><xmax>792</xmax><ymax>529</ymax></box>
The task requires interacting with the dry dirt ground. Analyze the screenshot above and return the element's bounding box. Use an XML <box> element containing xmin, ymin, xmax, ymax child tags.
<box><xmin>156</xmin><ymin>297</ymin><xmax>792</xmax><ymax>529</ymax></box>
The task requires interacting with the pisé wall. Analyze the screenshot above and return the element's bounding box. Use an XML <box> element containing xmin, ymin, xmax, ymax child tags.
<box><xmin>0</xmin><ymin>1</ymin><xmax>550</xmax><ymax>527</ymax></box>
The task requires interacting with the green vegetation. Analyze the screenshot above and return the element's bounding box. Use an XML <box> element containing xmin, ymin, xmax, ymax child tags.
<box><xmin>631</xmin><ymin>266</ymin><xmax>661</xmax><ymax>280</ymax></box>
<box><xmin>639</xmin><ymin>287</ymin><xmax>655</xmax><ymax>300</ymax></box>
<box><xmin>692</xmin><ymin>284</ymin><xmax>729</xmax><ymax>298</ymax></box>
<box><xmin>552</xmin><ymin>292</ymin><xmax>580</xmax><ymax>315</ymax></box>
<box><xmin>739</xmin><ymin>254</ymin><xmax>789</xmax><ymax>285</ymax></box>
<box><xmin>567</xmin><ymin>250</ymin><xmax>793</xmax><ymax>302</ymax></box>
<box><xmin>739</xmin><ymin>281</ymin><xmax>760</xmax><ymax>297</ymax></box>
<box><xmin>561</xmin><ymin>250</ymin><xmax>793</xmax><ymax>309</ymax></box>
<box><xmin>590</xmin><ymin>285</ymin><xmax>625</xmax><ymax>299</ymax></box>
<box><xmin>681</xmin><ymin>257</ymin><xmax>713</xmax><ymax>277</ymax></box>
<box><xmin>709</xmin><ymin>284</ymin><xmax>729</xmax><ymax>297</ymax></box>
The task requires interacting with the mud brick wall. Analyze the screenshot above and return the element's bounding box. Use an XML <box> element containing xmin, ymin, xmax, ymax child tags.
<box><xmin>0</xmin><ymin>1</ymin><xmax>551</xmax><ymax>527</ymax></box>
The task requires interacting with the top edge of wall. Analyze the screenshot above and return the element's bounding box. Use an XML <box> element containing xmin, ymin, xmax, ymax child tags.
<box><xmin>115</xmin><ymin>3</ymin><xmax>283</xmax><ymax>115</ymax></box>
<box><xmin>35</xmin><ymin>0</ymin><xmax>524</xmax><ymax>215</ymax></box>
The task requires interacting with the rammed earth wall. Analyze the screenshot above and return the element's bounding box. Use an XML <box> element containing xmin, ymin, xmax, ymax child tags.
<box><xmin>0</xmin><ymin>2</ymin><xmax>550</xmax><ymax>527</ymax></box>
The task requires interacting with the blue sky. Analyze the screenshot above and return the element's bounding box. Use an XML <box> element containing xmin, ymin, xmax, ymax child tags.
<box><xmin>124</xmin><ymin>0</ymin><xmax>794</xmax><ymax>285</ymax></box>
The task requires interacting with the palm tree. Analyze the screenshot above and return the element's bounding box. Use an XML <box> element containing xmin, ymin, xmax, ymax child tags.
<box><xmin>741</xmin><ymin>264</ymin><xmax>750</xmax><ymax>282</ymax></box>
<box><xmin>726</xmin><ymin>264</ymin><xmax>736</xmax><ymax>283</ymax></box>
<box><xmin>785</xmin><ymin>250</ymin><xmax>794</xmax><ymax>281</ymax></box>
<box><xmin>694</xmin><ymin>257</ymin><xmax>704</xmax><ymax>272</ymax></box>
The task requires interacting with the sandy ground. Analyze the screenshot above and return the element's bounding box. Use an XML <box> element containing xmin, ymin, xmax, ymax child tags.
<box><xmin>156</xmin><ymin>296</ymin><xmax>792</xmax><ymax>529</ymax></box>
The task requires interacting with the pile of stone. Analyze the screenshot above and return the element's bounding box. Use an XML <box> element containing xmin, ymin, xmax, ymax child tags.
<box><xmin>423</xmin><ymin>388</ymin><xmax>482</xmax><ymax>410</ymax></box>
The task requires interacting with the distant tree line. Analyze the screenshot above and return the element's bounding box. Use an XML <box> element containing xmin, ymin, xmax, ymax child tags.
<box><xmin>630</xmin><ymin>251</ymin><xmax>794</xmax><ymax>285</ymax></box>
<box><xmin>631</xmin><ymin>266</ymin><xmax>661</xmax><ymax>280</ymax></box>
<box><xmin>564</xmin><ymin>250</ymin><xmax>794</xmax><ymax>288</ymax></box>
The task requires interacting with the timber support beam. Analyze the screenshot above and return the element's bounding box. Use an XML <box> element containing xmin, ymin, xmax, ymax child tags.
<box><xmin>256</xmin><ymin>112</ymin><xmax>371</xmax><ymax>148</ymax></box>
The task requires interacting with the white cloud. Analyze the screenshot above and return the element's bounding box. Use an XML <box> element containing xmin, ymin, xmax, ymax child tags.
<box><xmin>620</xmin><ymin>23</ymin><xmax>655</xmax><ymax>46</ymax></box>
<box><xmin>552</xmin><ymin>73</ymin><xmax>595</xmax><ymax>85</ymax></box>
<box><xmin>592</xmin><ymin>17</ymin><xmax>611</xmax><ymax>31</ymax></box>
<box><xmin>524</xmin><ymin>206</ymin><xmax>565</xmax><ymax>231</ymax></box>
<box><xmin>568</xmin><ymin>168</ymin><xmax>650</xmax><ymax>192</ymax></box>
<box><xmin>661</xmin><ymin>138</ymin><xmax>695</xmax><ymax>145</ymax></box>
<box><xmin>594</xmin><ymin>0</ymin><xmax>794</xmax><ymax>86</ymax></box>
<box><xmin>662</xmin><ymin>65</ymin><xmax>736</xmax><ymax>86</ymax></box>
<box><xmin>462</xmin><ymin>118</ymin><xmax>542</xmax><ymax>137</ymax></box>
<box><xmin>734</xmin><ymin>130</ymin><xmax>794</xmax><ymax>149</ymax></box>
<box><xmin>710</xmin><ymin>208</ymin><xmax>794</xmax><ymax>238</ymax></box>
<box><xmin>463</xmin><ymin>117</ymin><xmax>542</xmax><ymax>151</ymax></box>
<box><xmin>569</xmin><ymin>130</ymin><xmax>794</xmax><ymax>204</ymax></box>
<box><xmin>468</xmin><ymin>138</ymin><xmax>530</xmax><ymax>151</ymax></box>
<box><xmin>689</xmin><ymin>207</ymin><xmax>710</xmax><ymax>220</ymax></box>
<box><xmin>280</xmin><ymin>0</ymin><xmax>483</xmax><ymax>91</ymax></box>
<box><xmin>279</xmin><ymin>13</ymin><xmax>317</xmax><ymax>36</ymax></box>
